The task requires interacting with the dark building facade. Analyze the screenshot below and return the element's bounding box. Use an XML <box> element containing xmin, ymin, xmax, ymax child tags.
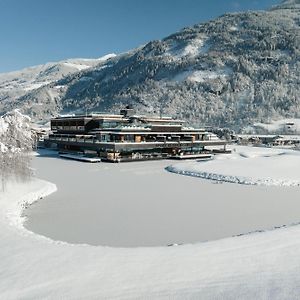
<box><xmin>45</xmin><ymin>108</ymin><xmax>227</xmax><ymax>162</ymax></box>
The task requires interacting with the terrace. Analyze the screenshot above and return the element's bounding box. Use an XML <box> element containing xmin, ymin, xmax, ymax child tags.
<box><xmin>46</xmin><ymin>108</ymin><xmax>228</xmax><ymax>162</ymax></box>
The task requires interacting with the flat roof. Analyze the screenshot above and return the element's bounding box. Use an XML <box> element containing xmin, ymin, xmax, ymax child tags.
<box><xmin>141</xmin><ymin>118</ymin><xmax>184</xmax><ymax>123</ymax></box>
<box><xmin>53</xmin><ymin>117</ymin><xmax>93</xmax><ymax>121</ymax></box>
<box><xmin>52</xmin><ymin>114</ymin><xmax>185</xmax><ymax>123</ymax></box>
<box><xmin>53</xmin><ymin>116</ymin><xmax>127</xmax><ymax>122</ymax></box>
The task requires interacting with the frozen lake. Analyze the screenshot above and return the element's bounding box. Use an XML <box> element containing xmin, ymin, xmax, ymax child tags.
<box><xmin>24</xmin><ymin>150</ymin><xmax>300</xmax><ymax>247</ymax></box>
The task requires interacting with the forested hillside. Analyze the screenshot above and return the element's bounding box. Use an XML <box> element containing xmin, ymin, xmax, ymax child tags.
<box><xmin>0</xmin><ymin>1</ymin><xmax>299</xmax><ymax>130</ymax></box>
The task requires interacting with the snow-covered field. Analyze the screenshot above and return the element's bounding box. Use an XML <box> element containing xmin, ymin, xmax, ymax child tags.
<box><xmin>24</xmin><ymin>149</ymin><xmax>300</xmax><ymax>247</ymax></box>
<box><xmin>167</xmin><ymin>146</ymin><xmax>300</xmax><ymax>186</ymax></box>
<box><xmin>2</xmin><ymin>146</ymin><xmax>300</xmax><ymax>298</ymax></box>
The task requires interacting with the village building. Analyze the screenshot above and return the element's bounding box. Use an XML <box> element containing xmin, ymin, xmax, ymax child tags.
<box><xmin>45</xmin><ymin>107</ymin><xmax>228</xmax><ymax>162</ymax></box>
<box><xmin>236</xmin><ymin>134</ymin><xmax>300</xmax><ymax>147</ymax></box>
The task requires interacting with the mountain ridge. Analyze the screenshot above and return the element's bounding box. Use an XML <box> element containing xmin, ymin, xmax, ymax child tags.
<box><xmin>272</xmin><ymin>0</ymin><xmax>300</xmax><ymax>9</ymax></box>
<box><xmin>0</xmin><ymin>54</ymin><xmax>116</xmax><ymax>119</ymax></box>
<box><xmin>0</xmin><ymin>2</ymin><xmax>299</xmax><ymax>130</ymax></box>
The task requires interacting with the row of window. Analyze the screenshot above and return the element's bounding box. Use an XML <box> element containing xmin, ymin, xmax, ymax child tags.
<box><xmin>49</xmin><ymin>133</ymin><xmax>210</xmax><ymax>143</ymax></box>
<box><xmin>52</xmin><ymin>126</ymin><xmax>85</xmax><ymax>131</ymax></box>
<box><xmin>51</xmin><ymin>121</ymin><xmax>85</xmax><ymax>126</ymax></box>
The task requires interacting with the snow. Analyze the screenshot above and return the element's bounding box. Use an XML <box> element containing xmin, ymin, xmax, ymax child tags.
<box><xmin>0</xmin><ymin>53</ymin><xmax>116</xmax><ymax>101</ymax></box>
<box><xmin>59</xmin><ymin>153</ymin><xmax>101</xmax><ymax>162</ymax></box>
<box><xmin>0</xmin><ymin>142</ymin><xmax>8</xmax><ymax>152</ymax></box>
<box><xmin>23</xmin><ymin>81</ymin><xmax>51</xmax><ymax>91</ymax></box>
<box><xmin>95</xmin><ymin>53</ymin><xmax>117</xmax><ymax>61</ymax></box>
<box><xmin>0</xmin><ymin>118</ymin><xmax>8</xmax><ymax>135</ymax></box>
<box><xmin>188</xmin><ymin>69</ymin><xmax>231</xmax><ymax>82</ymax></box>
<box><xmin>172</xmin><ymin>68</ymin><xmax>231</xmax><ymax>83</ymax></box>
<box><xmin>65</xmin><ymin>53</ymin><xmax>116</xmax><ymax>64</ymax></box>
<box><xmin>0</xmin><ymin>109</ymin><xmax>31</xmax><ymax>139</ymax></box>
<box><xmin>30</xmin><ymin>154</ymin><xmax>300</xmax><ymax>247</ymax></box>
<box><xmin>2</xmin><ymin>179</ymin><xmax>57</xmax><ymax>231</ymax></box>
<box><xmin>251</xmin><ymin>118</ymin><xmax>300</xmax><ymax>134</ymax></box>
<box><xmin>166</xmin><ymin>38</ymin><xmax>210</xmax><ymax>59</ymax></box>
<box><xmin>62</xmin><ymin>62</ymin><xmax>91</xmax><ymax>71</ymax></box>
<box><xmin>167</xmin><ymin>146</ymin><xmax>300</xmax><ymax>186</ymax></box>
<box><xmin>2</xmin><ymin>146</ymin><xmax>300</xmax><ymax>297</ymax></box>
<box><xmin>274</xmin><ymin>0</ymin><xmax>300</xmax><ymax>9</ymax></box>
<box><xmin>229</xmin><ymin>25</ymin><xmax>239</xmax><ymax>31</ymax></box>
<box><xmin>2</xmin><ymin>174</ymin><xmax>300</xmax><ymax>298</ymax></box>
<box><xmin>172</xmin><ymin>70</ymin><xmax>193</xmax><ymax>82</ymax></box>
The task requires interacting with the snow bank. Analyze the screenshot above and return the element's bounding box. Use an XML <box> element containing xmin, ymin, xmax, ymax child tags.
<box><xmin>167</xmin><ymin>146</ymin><xmax>300</xmax><ymax>186</ymax></box>
<box><xmin>2</xmin><ymin>177</ymin><xmax>300</xmax><ymax>298</ymax></box>
<box><xmin>2</xmin><ymin>179</ymin><xmax>57</xmax><ymax>232</ymax></box>
<box><xmin>2</xmin><ymin>167</ymin><xmax>300</xmax><ymax>298</ymax></box>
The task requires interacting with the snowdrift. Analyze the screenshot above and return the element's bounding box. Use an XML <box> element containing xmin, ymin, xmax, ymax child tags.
<box><xmin>167</xmin><ymin>146</ymin><xmax>300</xmax><ymax>186</ymax></box>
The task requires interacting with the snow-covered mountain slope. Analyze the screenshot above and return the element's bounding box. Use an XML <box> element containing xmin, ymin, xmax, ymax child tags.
<box><xmin>0</xmin><ymin>1</ymin><xmax>299</xmax><ymax>130</ymax></box>
<box><xmin>273</xmin><ymin>0</ymin><xmax>300</xmax><ymax>9</ymax></box>
<box><xmin>0</xmin><ymin>54</ymin><xmax>116</xmax><ymax>120</ymax></box>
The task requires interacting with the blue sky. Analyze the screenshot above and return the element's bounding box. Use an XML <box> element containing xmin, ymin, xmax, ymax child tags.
<box><xmin>0</xmin><ymin>0</ymin><xmax>280</xmax><ymax>73</ymax></box>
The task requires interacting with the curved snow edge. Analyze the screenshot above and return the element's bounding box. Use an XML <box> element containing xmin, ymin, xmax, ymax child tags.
<box><xmin>5</xmin><ymin>179</ymin><xmax>57</xmax><ymax>232</ymax></box>
<box><xmin>165</xmin><ymin>165</ymin><xmax>300</xmax><ymax>186</ymax></box>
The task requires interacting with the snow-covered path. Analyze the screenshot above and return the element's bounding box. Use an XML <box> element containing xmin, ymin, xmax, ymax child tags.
<box><xmin>2</xmin><ymin>161</ymin><xmax>300</xmax><ymax>298</ymax></box>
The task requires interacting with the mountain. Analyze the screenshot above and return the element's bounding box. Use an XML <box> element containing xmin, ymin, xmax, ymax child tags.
<box><xmin>0</xmin><ymin>1</ymin><xmax>299</xmax><ymax>130</ymax></box>
<box><xmin>0</xmin><ymin>54</ymin><xmax>116</xmax><ymax>120</ymax></box>
<box><xmin>273</xmin><ymin>0</ymin><xmax>300</xmax><ymax>9</ymax></box>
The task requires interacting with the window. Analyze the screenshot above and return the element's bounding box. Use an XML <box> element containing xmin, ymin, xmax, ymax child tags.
<box><xmin>101</xmin><ymin>121</ymin><xmax>119</xmax><ymax>129</ymax></box>
<box><xmin>125</xmin><ymin>135</ymin><xmax>135</xmax><ymax>142</ymax></box>
<box><xmin>101</xmin><ymin>134</ymin><xmax>110</xmax><ymax>142</ymax></box>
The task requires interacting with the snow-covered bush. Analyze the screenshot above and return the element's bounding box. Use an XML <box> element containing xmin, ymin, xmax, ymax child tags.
<box><xmin>0</xmin><ymin>110</ymin><xmax>33</xmax><ymax>191</ymax></box>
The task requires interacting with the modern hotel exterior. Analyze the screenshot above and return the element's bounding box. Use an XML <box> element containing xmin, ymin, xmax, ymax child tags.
<box><xmin>45</xmin><ymin>107</ymin><xmax>228</xmax><ymax>162</ymax></box>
